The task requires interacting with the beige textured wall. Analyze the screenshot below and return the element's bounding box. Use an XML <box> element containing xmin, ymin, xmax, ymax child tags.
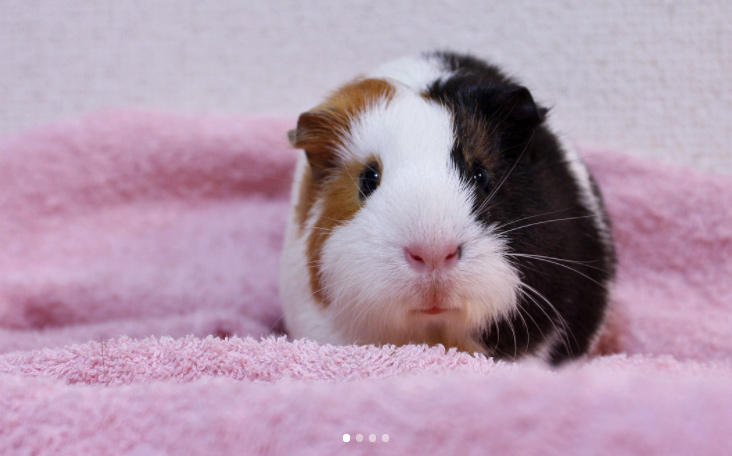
<box><xmin>2</xmin><ymin>0</ymin><xmax>731</xmax><ymax>173</ymax></box>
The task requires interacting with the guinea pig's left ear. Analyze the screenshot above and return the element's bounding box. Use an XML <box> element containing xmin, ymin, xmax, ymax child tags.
<box><xmin>288</xmin><ymin>110</ymin><xmax>341</xmax><ymax>180</ymax></box>
<box><xmin>287</xmin><ymin>129</ymin><xmax>298</xmax><ymax>146</ymax></box>
<box><xmin>499</xmin><ymin>86</ymin><xmax>548</xmax><ymax>129</ymax></box>
<box><xmin>288</xmin><ymin>115</ymin><xmax>312</xmax><ymax>149</ymax></box>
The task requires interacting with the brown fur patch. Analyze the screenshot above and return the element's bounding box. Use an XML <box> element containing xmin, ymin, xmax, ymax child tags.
<box><xmin>451</xmin><ymin>106</ymin><xmax>502</xmax><ymax>178</ymax></box>
<box><xmin>305</xmin><ymin>157</ymin><xmax>380</xmax><ymax>305</ymax></box>
<box><xmin>291</xmin><ymin>78</ymin><xmax>394</xmax><ymax>306</ymax></box>
<box><xmin>290</xmin><ymin>78</ymin><xmax>395</xmax><ymax>154</ymax></box>
<box><xmin>294</xmin><ymin>169</ymin><xmax>317</xmax><ymax>231</ymax></box>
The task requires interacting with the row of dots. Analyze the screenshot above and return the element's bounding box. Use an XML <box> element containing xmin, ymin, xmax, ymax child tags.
<box><xmin>343</xmin><ymin>434</ymin><xmax>389</xmax><ymax>443</ymax></box>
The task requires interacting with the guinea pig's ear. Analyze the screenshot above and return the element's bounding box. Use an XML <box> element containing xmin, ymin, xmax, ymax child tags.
<box><xmin>287</xmin><ymin>129</ymin><xmax>298</xmax><ymax>146</ymax></box>
<box><xmin>498</xmin><ymin>86</ymin><xmax>547</xmax><ymax>129</ymax></box>
<box><xmin>289</xmin><ymin>110</ymin><xmax>340</xmax><ymax>180</ymax></box>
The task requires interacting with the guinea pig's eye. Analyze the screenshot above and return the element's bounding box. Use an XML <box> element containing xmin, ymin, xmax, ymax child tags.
<box><xmin>358</xmin><ymin>163</ymin><xmax>381</xmax><ymax>201</ymax></box>
<box><xmin>471</xmin><ymin>167</ymin><xmax>491</xmax><ymax>191</ymax></box>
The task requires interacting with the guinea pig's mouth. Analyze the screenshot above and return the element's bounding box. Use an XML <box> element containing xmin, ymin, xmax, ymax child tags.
<box><xmin>418</xmin><ymin>306</ymin><xmax>457</xmax><ymax>315</ymax></box>
<box><xmin>410</xmin><ymin>287</ymin><xmax>458</xmax><ymax>315</ymax></box>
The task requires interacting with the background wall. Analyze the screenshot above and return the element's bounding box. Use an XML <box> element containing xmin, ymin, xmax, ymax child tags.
<box><xmin>2</xmin><ymin>0</ymin><xmax>730</xmax><ymax>174</ymax></box>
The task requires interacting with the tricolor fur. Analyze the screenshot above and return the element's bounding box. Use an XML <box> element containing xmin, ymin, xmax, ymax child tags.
<box><xmin>280</xmin><ymin>51</ymin><xmax>616</xmax><ymax>364</ymax></box>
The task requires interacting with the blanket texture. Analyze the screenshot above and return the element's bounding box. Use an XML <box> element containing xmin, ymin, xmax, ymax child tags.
<box><xmin>1</xmin><ymin>110</ymin><xmax>730</xmax><ymax>455</ymax></box>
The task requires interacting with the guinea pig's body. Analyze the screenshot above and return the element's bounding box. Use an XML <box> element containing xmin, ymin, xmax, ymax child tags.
<box><xmin>279</xmin><ymin>52</ymin><xmax>616</xmax><ymax>364</ymax></box>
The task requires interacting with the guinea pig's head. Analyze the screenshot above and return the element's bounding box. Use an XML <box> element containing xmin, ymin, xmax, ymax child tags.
<box><xmin>289</xmin><ymin>76</ymin><xmax>547</xmax><ymax>353</ymax></box>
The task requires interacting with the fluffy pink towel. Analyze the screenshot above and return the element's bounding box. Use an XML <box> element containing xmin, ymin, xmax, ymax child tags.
<box><xmin>1</xmin><ymin>110</ymin><xmax>730</xmax><ymax>455</ymax></box>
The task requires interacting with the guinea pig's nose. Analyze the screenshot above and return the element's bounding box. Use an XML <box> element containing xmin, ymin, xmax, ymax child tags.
<box><xmin>404</xmin><ymin>243</ymin><xmax>461</xmax><ymax>273</ymax></box>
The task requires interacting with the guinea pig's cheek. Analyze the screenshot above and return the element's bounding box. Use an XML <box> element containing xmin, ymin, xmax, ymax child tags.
<box><xmin>317</xmin><ymin>218</ymin><xmax>412</xmax><ymax>339</ymax></box>
<box><xmin>458</xmin><ymin>234</ymin><xmax>523</xmax><ymax>321</ymax></box>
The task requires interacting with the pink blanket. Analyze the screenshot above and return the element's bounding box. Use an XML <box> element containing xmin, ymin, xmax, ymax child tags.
<box><xmin>1</xmin><ymin>110</ymin><xmax>731</xmax><ymax>455</ymax></box>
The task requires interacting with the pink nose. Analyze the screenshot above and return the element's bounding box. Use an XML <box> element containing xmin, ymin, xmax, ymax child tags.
<box><xmin>405</xmin><ymin>243</ymin><xmax>461</xmax><ymax>273</ymax></box>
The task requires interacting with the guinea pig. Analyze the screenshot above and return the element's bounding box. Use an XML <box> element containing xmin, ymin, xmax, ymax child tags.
<box><xmin>279</xmin><ymin>51</ymin><xmax>616</xmax><ymax>365</ymax></box>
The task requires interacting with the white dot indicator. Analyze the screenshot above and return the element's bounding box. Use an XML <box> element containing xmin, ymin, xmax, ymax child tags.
<box><xmin>382</xmin><ymin>434</ymin><xmax>390</xmax><ymax>442</ymax></box>
<box><xmin>369</xmin><ymin>434</ymin><xmax>376</xmax><ymax>442</ymax></box>
<box><xmin>343</xmin><ymin>434</ymin><xmax>350</xmax><ymax>443</ymax></box>
<box><xmin>356</xmin><ymin>434</ymin><xmax>363</xmax><ymax>442</ymax></box>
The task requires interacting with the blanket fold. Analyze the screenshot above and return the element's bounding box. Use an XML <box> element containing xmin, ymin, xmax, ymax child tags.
<box><xmin>1</xmin><ymin>110</ymin><xmax>730</xmax><ymax>455</ymax></box>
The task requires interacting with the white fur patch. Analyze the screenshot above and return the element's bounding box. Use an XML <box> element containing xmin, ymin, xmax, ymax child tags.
<box><xmin>556</xmin><ymin>136</ymin><xmax>614</xmax><ymax>276</ymax></box>
<box><xmin>367</xmin><ymin>54</ymin><xmax>452</xmax><ymax>94</ymax></box>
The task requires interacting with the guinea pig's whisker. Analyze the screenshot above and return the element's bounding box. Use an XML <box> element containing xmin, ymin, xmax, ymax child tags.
<box><xmin>294</xmin><ymin>224</ymin><xmax>338</xmax><ymax>233</ymax></box>
<box><xmin>509</xmin><ymin>254</ymin><xmax>609</xmax><ymax>290</ymax></box>
<box><xmin>518</xmin><ymin>282</ymin><xmax>577</xmax><ymax>357</ymax></box>
<box><xmin>490</xmin><ymin>318</ymin><xmax>502</xmax><ymax>356</ymax></box>
<box><xmin>340</xmin><ymin>153</ymin><xmax>373</xmax><ymax>199</ymax></box>
<box><xmin>318</xmin><ymin>215</ymin><xmax>347</xmax><ymax>225</ymax></box>
<box><xmin>499</xmin><ymin>206</ymin><xmax>579</xmax><ymax>230</ymax></box>
<box><xmin>512</xmin><ymin>306</ymin><xmax>532</xmax><ymax>354</ymax></box>
<box><xmin>519</xmin><ymin>303</ymin><xmax>544</xmax><ymax>352</ymax></box>
<box><xmin>516</xmin><ymin>287</ymin><xmax>559</xmax><ymax>353</ymax></box>
<box><xmin>472</xmin><ymin>197</ymin><xmax>493</xmax><ymax>220</ymax></box>
<box><xmin>265</xmin><ymin>315</ymin><xmax>283</xmax><ymax>332</ymax></box>
<box><xmin>509</xmin><ymin>253</ymin><xmax>608</xmax><ymax>272</ymax></box>
<box><xmin>344</xmin><ymin>168</ymin><xmax>366</xmax><ymax>200</ymax></box>
<box><xmin>506</xmin><ymin>312</ymin><xmax>519</xmax><ymax>359</ymax></box>
<box><xmin>521</xmin><ymin>283</ymin><xmax>577</xmax><ymax>358</ymax></box>
<box><xmin>520</xmin><ymin>289</ymin><xmax>573</xmax><ymax>359</ymax></box>
<box><xmin>478</xmin><ymin>130</ymin><xmax>535</xmax><ymax>215</ymax></box>
<box><xmin>505</xmin><ymin>257</ymin><xmax>570</xmax><ymax>334</ymax></box>
<box><xmin>519</xmin><ymin>283</ymin><xmax>571</xmax><ymax>335</ymax></box>
<box><xmin>499</xmin><ymin>214</ymin><xmax>598</xmax><ymax>236</ymax></box>
<box><xmin>534</xmin><ymin>291</ymin><xmax>574</xmax><ymax>356</ymax></box>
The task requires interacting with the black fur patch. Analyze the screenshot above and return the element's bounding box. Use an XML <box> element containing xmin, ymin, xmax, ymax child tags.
<box><xmin>426</xmin><ymin>51</ymin><xmax>616</xmax><ymax>364</ymax></box>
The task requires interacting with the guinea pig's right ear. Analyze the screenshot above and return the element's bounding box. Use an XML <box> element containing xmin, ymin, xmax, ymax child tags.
<box><xmin>288</xmin><ymin>110</ymin><xmax>340</xmax><ymax>181</ymax></box>
<box><xmin>497</xmin><ymin>86</ymin><xmax>547</xmax><ymax>130</ymax></box>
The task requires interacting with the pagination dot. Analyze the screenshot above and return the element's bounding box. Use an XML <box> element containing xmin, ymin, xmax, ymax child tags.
<box><xmin>369</xmin><ymin>434</ymin><xmax>376</xmax><ymax>442</ymax></box>
<box><xmin>382</xmin><ymin>434</ymin><xmax>390</xmax><ymax>442</ymax></box>
<box><xmin>343</xmin><ymin>434</ymin><xmax>350</xmax><ymax>442</ymax></box>
<box><xmin>356</xmin><ymin>434</ymin><xmax>364</xmax><ymax>442</ymax></box>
